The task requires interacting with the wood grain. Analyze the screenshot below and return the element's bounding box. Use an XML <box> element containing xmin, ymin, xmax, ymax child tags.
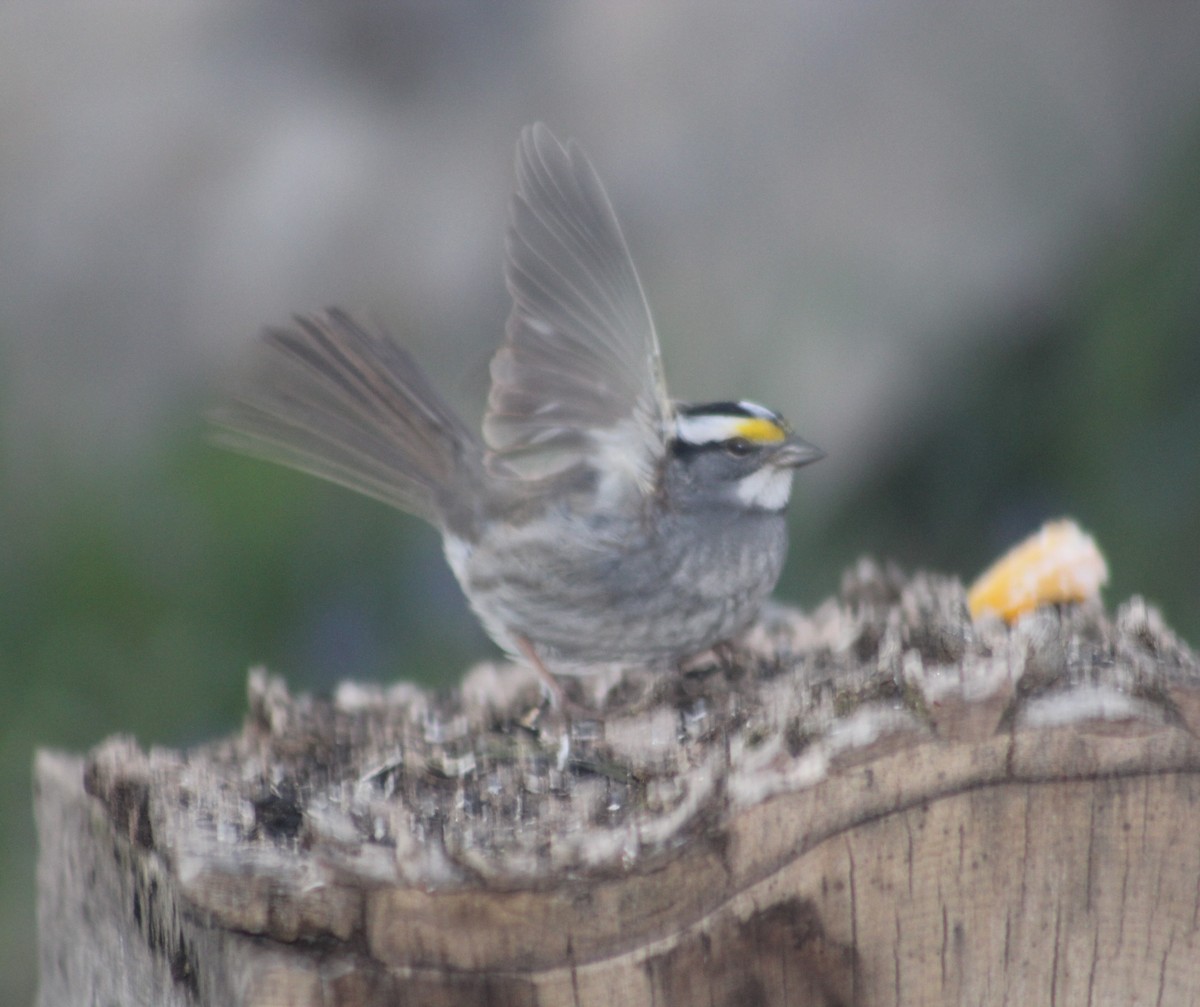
<box><xmin>36</xmin><ymin>566</ymin><xmax>1200</xmax><ymax>1005</ymax></box>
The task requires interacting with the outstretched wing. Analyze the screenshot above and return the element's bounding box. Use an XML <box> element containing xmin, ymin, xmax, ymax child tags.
<box><xmin>483</xmin><ymin>124</ymin><xmax>671</xmax><ymax>495</ymax></box>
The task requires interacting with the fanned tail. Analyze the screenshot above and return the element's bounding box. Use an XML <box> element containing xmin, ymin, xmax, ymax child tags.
<box><xmin>211</xmin><ymin>308</ymin><xmax>483</xmax><ymax>533</ymax></box>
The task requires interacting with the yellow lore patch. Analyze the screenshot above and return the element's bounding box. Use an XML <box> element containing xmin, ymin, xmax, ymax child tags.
<box><xmin>733</xmin><ymin>417</ymin><xmax>788</xmax><ymax>443</ymax></box>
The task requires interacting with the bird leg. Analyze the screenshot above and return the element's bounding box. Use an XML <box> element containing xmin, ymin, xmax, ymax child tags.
<box><xmin>513</xmin><ymin>634</ymin><xmax>576</xmax><ymax>710</ymax></box>
<box><xmin>513</xmin><ymin>635</ymin><xmax>595</xmax><ymax>727</ymax></box>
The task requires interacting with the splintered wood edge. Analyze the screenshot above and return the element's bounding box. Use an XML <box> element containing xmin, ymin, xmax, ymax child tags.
<box><xmin>37</xmin><ymin>722</ymin><xmax>1200</xmax><ymax>1004</ymax></box>
<box><xmin>361</xmin><ymin>724</ymin><xmax>1200</xmax><ymax>972</ymax></box>
<box><xmin>36</xmin><ymin>570</ymin><xmax>1200</xmax><ymax>1001</ymax></box>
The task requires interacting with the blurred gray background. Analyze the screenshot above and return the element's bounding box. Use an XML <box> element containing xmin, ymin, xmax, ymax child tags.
<box><xmin>4</xmin><ymin>2</ymin><xmax>1198</xmax><ymax>1001</ymax></box>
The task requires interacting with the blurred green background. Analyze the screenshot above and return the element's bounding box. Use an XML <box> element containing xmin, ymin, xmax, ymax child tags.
<box><xmin>3</xmin><ymin>4</ymin><xmax>1198</xmax><ymax>1003</ymax></box>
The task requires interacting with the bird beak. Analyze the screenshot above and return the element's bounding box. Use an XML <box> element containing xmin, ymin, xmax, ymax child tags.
<box><xmin>771</xmin><ymin>436</ymin><xmax>825</xmax><ymax>469</ymax></box>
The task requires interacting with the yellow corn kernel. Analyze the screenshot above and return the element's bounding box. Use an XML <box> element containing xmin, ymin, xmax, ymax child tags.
<box><xmin>967</xmin><ymin>519</ymin><xmax>1109</xmax><ymax>623</ymax></box>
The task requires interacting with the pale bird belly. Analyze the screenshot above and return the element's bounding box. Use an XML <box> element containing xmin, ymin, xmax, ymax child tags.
<box><xmin>443</xmin><ymin>511</ymin><xmax>788</xmax><ymax>669</ymax></box>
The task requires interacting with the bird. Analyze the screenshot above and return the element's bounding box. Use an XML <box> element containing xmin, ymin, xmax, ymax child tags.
<box><xmin>212</xmin><ymin>123</ymin><xmax>823</xmax><ymax>682</ymax></box>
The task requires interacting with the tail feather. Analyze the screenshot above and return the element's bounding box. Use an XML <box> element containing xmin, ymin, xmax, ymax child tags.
<box><xmin>212</xmin><ymin>308</ymin><xmax>482</xmax><ymax>531</ymax></box>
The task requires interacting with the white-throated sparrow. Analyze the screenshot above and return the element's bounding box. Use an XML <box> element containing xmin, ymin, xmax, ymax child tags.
<box><xmin>214</xmin><ymin>124</ymin><xmax>822</xmax><ymax>677</ymax></box>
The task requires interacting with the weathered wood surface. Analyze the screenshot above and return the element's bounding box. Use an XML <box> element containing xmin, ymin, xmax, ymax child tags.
<box><xmin>36</xmin><ymin>564</ymin><xmax>1200</xmax><ymax>1006</ymax></box>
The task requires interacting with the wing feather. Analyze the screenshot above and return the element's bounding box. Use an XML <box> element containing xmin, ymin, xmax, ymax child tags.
<box><xmin>484</xmin><ymin>124</ymin><xmax>671</xmax><ymax>492</ymax></box>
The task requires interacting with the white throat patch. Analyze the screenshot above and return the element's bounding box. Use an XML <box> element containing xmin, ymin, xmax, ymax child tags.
<box><xmin>735</xmin><ymin>465</ymin><xmax>794</xmax><ymax>511</ymax></box>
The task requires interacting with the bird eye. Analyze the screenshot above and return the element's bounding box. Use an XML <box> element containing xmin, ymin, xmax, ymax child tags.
<box><xmin>725</xmin><ymin>437</ymin><xmax>753</xmax><ymax>457</ymax></box>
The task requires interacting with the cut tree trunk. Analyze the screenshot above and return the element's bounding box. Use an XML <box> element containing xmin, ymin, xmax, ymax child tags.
<box><xmin>35</xmin><ymin>565</ymin><xmax>1200</xmax><ymax>1006</ymax></box>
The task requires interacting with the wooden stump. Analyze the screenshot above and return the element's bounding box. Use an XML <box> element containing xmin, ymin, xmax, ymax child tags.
<box><xmin>35</xmin><ymin>565</ymin><xmax>1200</xmax><ymax>1006</ymax></box>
